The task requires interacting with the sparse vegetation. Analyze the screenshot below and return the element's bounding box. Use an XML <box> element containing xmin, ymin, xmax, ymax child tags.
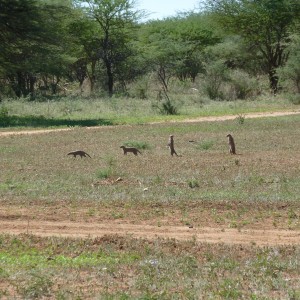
<box><xmin>0</xmin><ymin>99</ymin><xmax>300</xmax><ymax>299</ymax></box>
<box><xmin>0</xmin><ymin>234</ymin><xmax>299</xmax><ymax>298</ymax></box>
<box><xmin>1</xmin><ymin>0</ymin><xmax>300</xmax><ymax>297</ymax></box>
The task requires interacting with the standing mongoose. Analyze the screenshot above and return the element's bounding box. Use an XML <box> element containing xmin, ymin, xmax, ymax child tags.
<box><xmin>168</xmin><ymin>135</ymin><xmax>178</xmax><ymax>156</ymax></box>
<box><xmin>67</xmin><ymin>150</ymin><xmax>91</xmax><ymax>158</ymax></box>
<box><xmin>120</xmin><ymin>146</ymin><xmax>142</xmax><ymax>156</ymax></box>
<box><xmin>226</xmin><ymin>134</ymin><xmax>236</xmax><ymax>154</ymax></box>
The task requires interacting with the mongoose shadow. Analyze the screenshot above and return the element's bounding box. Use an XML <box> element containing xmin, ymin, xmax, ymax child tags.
<box><xmin>67</xmin><ymin>150</ymin><xmax>91</xmax><ymax>158</ymax></box>
<box><xmin>120</xmin><ymin>146</ymin><xmax>142</xmax><ymax>156</ymax></box>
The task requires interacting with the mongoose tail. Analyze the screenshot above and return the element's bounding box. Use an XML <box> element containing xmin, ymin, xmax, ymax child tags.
<box><xmin>67</xmin><ymin>150</ymin><xmax>91</xmax><ymax>158</ymax></box>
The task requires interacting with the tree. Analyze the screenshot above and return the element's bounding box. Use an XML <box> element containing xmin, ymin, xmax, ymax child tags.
<box><xmin>278</xmin><ymin>34</ymin><xmax>300</xmax><ymax>93</ymax></box>
<box><xmin>0</xmin><ymin>0</ymin><xmax>77</xmax><ymax>97</ymax></box>
<box><xmin>206</xmin><ymin>0</ymin><xmax>300</xmax><ymax>93</ymax></box>
<box><xmin>138</xmin><ymin>14</ymin><xmax>219</xmax><ymax>93</ymax></box>
<box><xmin>78</xmin><ymin>0</ymin><xmax>142</xmax><ymax>96</ymax></box>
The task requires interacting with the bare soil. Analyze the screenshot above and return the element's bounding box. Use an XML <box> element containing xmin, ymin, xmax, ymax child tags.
<box><xmin>1</xmin><ymin>109</ymin><xmax>300</xmax><ymax>246</ymax></box>
<box><xmin>0</xmin><ymin>219</ymin><xmax>299</xmax><ymax>246</ymax></box>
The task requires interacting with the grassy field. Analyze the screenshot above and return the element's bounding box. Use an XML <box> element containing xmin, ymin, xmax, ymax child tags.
<box><xmin>0</xmin><ymin>94</ymin><xmax>297</xmax><ymax>128</ymax></box>
<box><xmin>0</xmin><ymin>97</ymin><xmax>300</xmax><ymax>298</ymax></box>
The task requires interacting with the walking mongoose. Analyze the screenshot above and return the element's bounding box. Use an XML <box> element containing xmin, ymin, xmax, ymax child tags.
<box><xmin>67</xmin><ymin>150</ymin><xmax>91</xmax><ymax>158</ymax></box>
<box><xmin>120</xmin><ymin>146</ymin><xmax>142</xmax><ymax>156</ymax></box>
<box><xmin>226</xmin><ymin>134</ymin><xmax>236</xmax><ymax>154</ymax></box>
<box><xmin>168</xmin><ymin>135</ymin><xmax>178</xmax><ymax>156</ymax></box>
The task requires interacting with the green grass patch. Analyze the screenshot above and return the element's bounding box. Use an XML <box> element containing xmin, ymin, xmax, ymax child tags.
<box><xmin>195</xmin><ymin>139</ymin><xmax>215</xmax><ymax>150</ymax></box>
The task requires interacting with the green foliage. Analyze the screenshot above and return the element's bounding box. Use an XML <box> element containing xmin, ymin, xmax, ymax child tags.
<box><xmin>206</xmin><ymin>0</ymin><xmax>300</xmax><ymax>93</ymax></box>
<box><xmin>229</xmin><ymin>69</ymin><xmax>257</xmax><ymax>100</ymax></box>
<box><xmin>287</xmin><ymin>94</ymin><xmax>300</xmax><ymax>105</ymax></box>
<box><xmin>278</xmin><ymin>34</ymin><xmax>300</xmax><ymax>93</ymax></box>
<box><xmin>0</xmin><ymin>106</ymin><xmax>9</xmax><ymax>126</ymax></box>
<box><xmin>203</xmin><ymin>60</ymin><xmax>229</xmax><ymax>100</ymax></box>
<box><xmin>79</xmin><ymin>0</ymin><xmax>143</xmax><ymax>95</ymax></box>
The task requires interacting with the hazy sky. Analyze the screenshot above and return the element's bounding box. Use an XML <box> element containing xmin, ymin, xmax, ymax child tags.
<box><xmin>137</xmin><ymin>0</ymin><xmax>199</xmax><ymax>20</ymax></box>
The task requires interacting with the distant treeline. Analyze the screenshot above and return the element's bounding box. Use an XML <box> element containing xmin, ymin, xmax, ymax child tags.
<box><xmin>0</xmin><ymin>0</ymin><xmax>299</xmax><ymax>100</ymax></box>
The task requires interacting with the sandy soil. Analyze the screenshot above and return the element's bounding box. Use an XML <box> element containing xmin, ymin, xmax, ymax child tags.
<box><xmin>1</xmin><ymin>109</ymin><xmax>299</xmax><ymax>246</ymax></box>
<box><xmin>0</xmin><ymin>219</ymin><xmax>299</xmax><ymax>246</ymax></box>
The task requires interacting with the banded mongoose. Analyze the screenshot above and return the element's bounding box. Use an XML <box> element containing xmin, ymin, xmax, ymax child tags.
<box><xmin>226</xmin><ymin>134</ymin><xmax>236</xmax><ymax>155</ymax></box>
<box><xmin>120</xmin><ymin>146</ymin><xmax>141</xmax><ymax>156</ymax></box>
<box><xmin>168</xmin><ymin>135</ymin><xmax>178</xmax><ymax>156</ymax></box>
<box><xmin>67</xmin><ymin>150</ymin><xmax>91</xmax><ymax>158</ymax></box>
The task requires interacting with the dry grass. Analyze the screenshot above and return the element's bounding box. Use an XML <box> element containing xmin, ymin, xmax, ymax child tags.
<box><xmin>0</xmin><ymin>114</ymin><xmax>300</xmax><ymax>298</ymax></box>
<box><xmin>1</xmin><ymin>115</ymin><xmax>300</xmax><ymax>206</ymax></box>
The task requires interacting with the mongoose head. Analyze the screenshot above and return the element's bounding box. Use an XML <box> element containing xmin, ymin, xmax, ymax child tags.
<box><xmin>120</xmin><ymin>146</ymin><xmax>125</xmax><ymax>148</ymax></box>
<box><xmin>226</xmin><ymin>134</ymin><xmax>232</xmax><ymax>138</ymax></box>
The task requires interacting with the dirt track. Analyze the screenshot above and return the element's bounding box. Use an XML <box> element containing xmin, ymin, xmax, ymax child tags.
<box><xmin>0</xmin><ymin>219</ymin><xmax>299</xmax><ymax>246</ymax></box>
<box><xmin>1</xmin><ymin>109</ymin><xmax>300</xmax><ymax>137</ymax></box>
<box><xmin>1</xmin><ymin>109</ymin><xmax>300</xmax><ymax>246</ymax></box>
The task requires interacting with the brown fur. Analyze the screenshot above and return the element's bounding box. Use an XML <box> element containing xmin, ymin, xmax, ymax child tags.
<box><xmin>226</xmin><ymin>134</ymin><xmax>236</xmax><ymax>154</ymax></box>
<box><xmin>67</xmin><ymin>150</ymin><xmax>91</xmax><ymax>158</ymax></box>
<box><xmin>120</xmin><ymin>146</ymin><xmax>141</xmax><ymax>156</ymax></box>
<box><xmin>168</xmin><ymin>135</ymin><xmax>178</xmax><ymax>156</ymax></box>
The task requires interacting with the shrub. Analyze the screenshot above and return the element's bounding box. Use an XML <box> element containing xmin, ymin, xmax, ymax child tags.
<box><xmin>287</xmin><ymin>94</ymin><xmax>300</xmax><ymax>105</ymax></box>
<box><xmin>203</xmin><ymin>61</ymin><xmax>229</xmax><ymax>100</ymax></box>
<box><xmin>0</xmin><ymin>106</ymin><xmax>10</xmax><ymax>126</ymax></box>
<box><xmin>229</xmin><ymin>69</ymin><xmax>257</xmax><ymax>100</ymax></box>
<box><xmin>152</xmin><ymin>98</ymin><xmax>178</xmax><ymax>115</ymax></box>
<box><xmin>278</xmin><ymin>35</ymin><xmax>300</xmax><ymax>93</ymax></box>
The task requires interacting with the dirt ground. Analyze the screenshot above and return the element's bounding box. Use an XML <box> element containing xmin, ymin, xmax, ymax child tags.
<box><xmin>1</xmin><ymin>109</ymin><xmax>300</xmax><ymax>246</ymax></box>
<box><xmin>0</xmin><ymin>218</ymin><xmax>299</xmax><ymax>246</ymax></box>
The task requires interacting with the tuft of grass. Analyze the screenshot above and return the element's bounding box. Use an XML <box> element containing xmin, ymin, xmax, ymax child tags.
<box><xmin>96</xmin><ymin>168</ymin><xmax>113</xmax><ymax>179</ymax></box>
<box><xmin>235</xmin><ymin>113</ymin><xmax>246</xmax><ymax>125</ymax></box>
<box><xmin>195</xmin><ymin>140</ymin><xmax>214</xmax><ymax>150</ymax></box>
<box><xmin>188</xmin><ymin>179</ymin><xmax>199</xmax><ymax>188</ymax></box>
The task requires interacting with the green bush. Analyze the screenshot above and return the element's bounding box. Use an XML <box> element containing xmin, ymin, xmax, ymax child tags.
<box><xmin>152</xmin><ymin>98</ymin><xmax>178</xmax><ymax>115</ymax></box>
<box><xmin>203</xmin><ymin>61</ymin><xmax>229</xmax><ymax>100</ymax></box>
<box><xmin>229</xmin><ymin>69</ymin><xmax>257</xmax><ymax>100</ymax></box>
<box><xmin>0</xmin><ymin>106</ymin><xmax>10</xmax><ymax>126</ymax></box>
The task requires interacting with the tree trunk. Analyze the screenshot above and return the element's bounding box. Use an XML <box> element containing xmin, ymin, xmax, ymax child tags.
<box><xmin>105</xmin><ymin>60</ymin><xmax>114</xmax><ymax>97</ymax></box>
